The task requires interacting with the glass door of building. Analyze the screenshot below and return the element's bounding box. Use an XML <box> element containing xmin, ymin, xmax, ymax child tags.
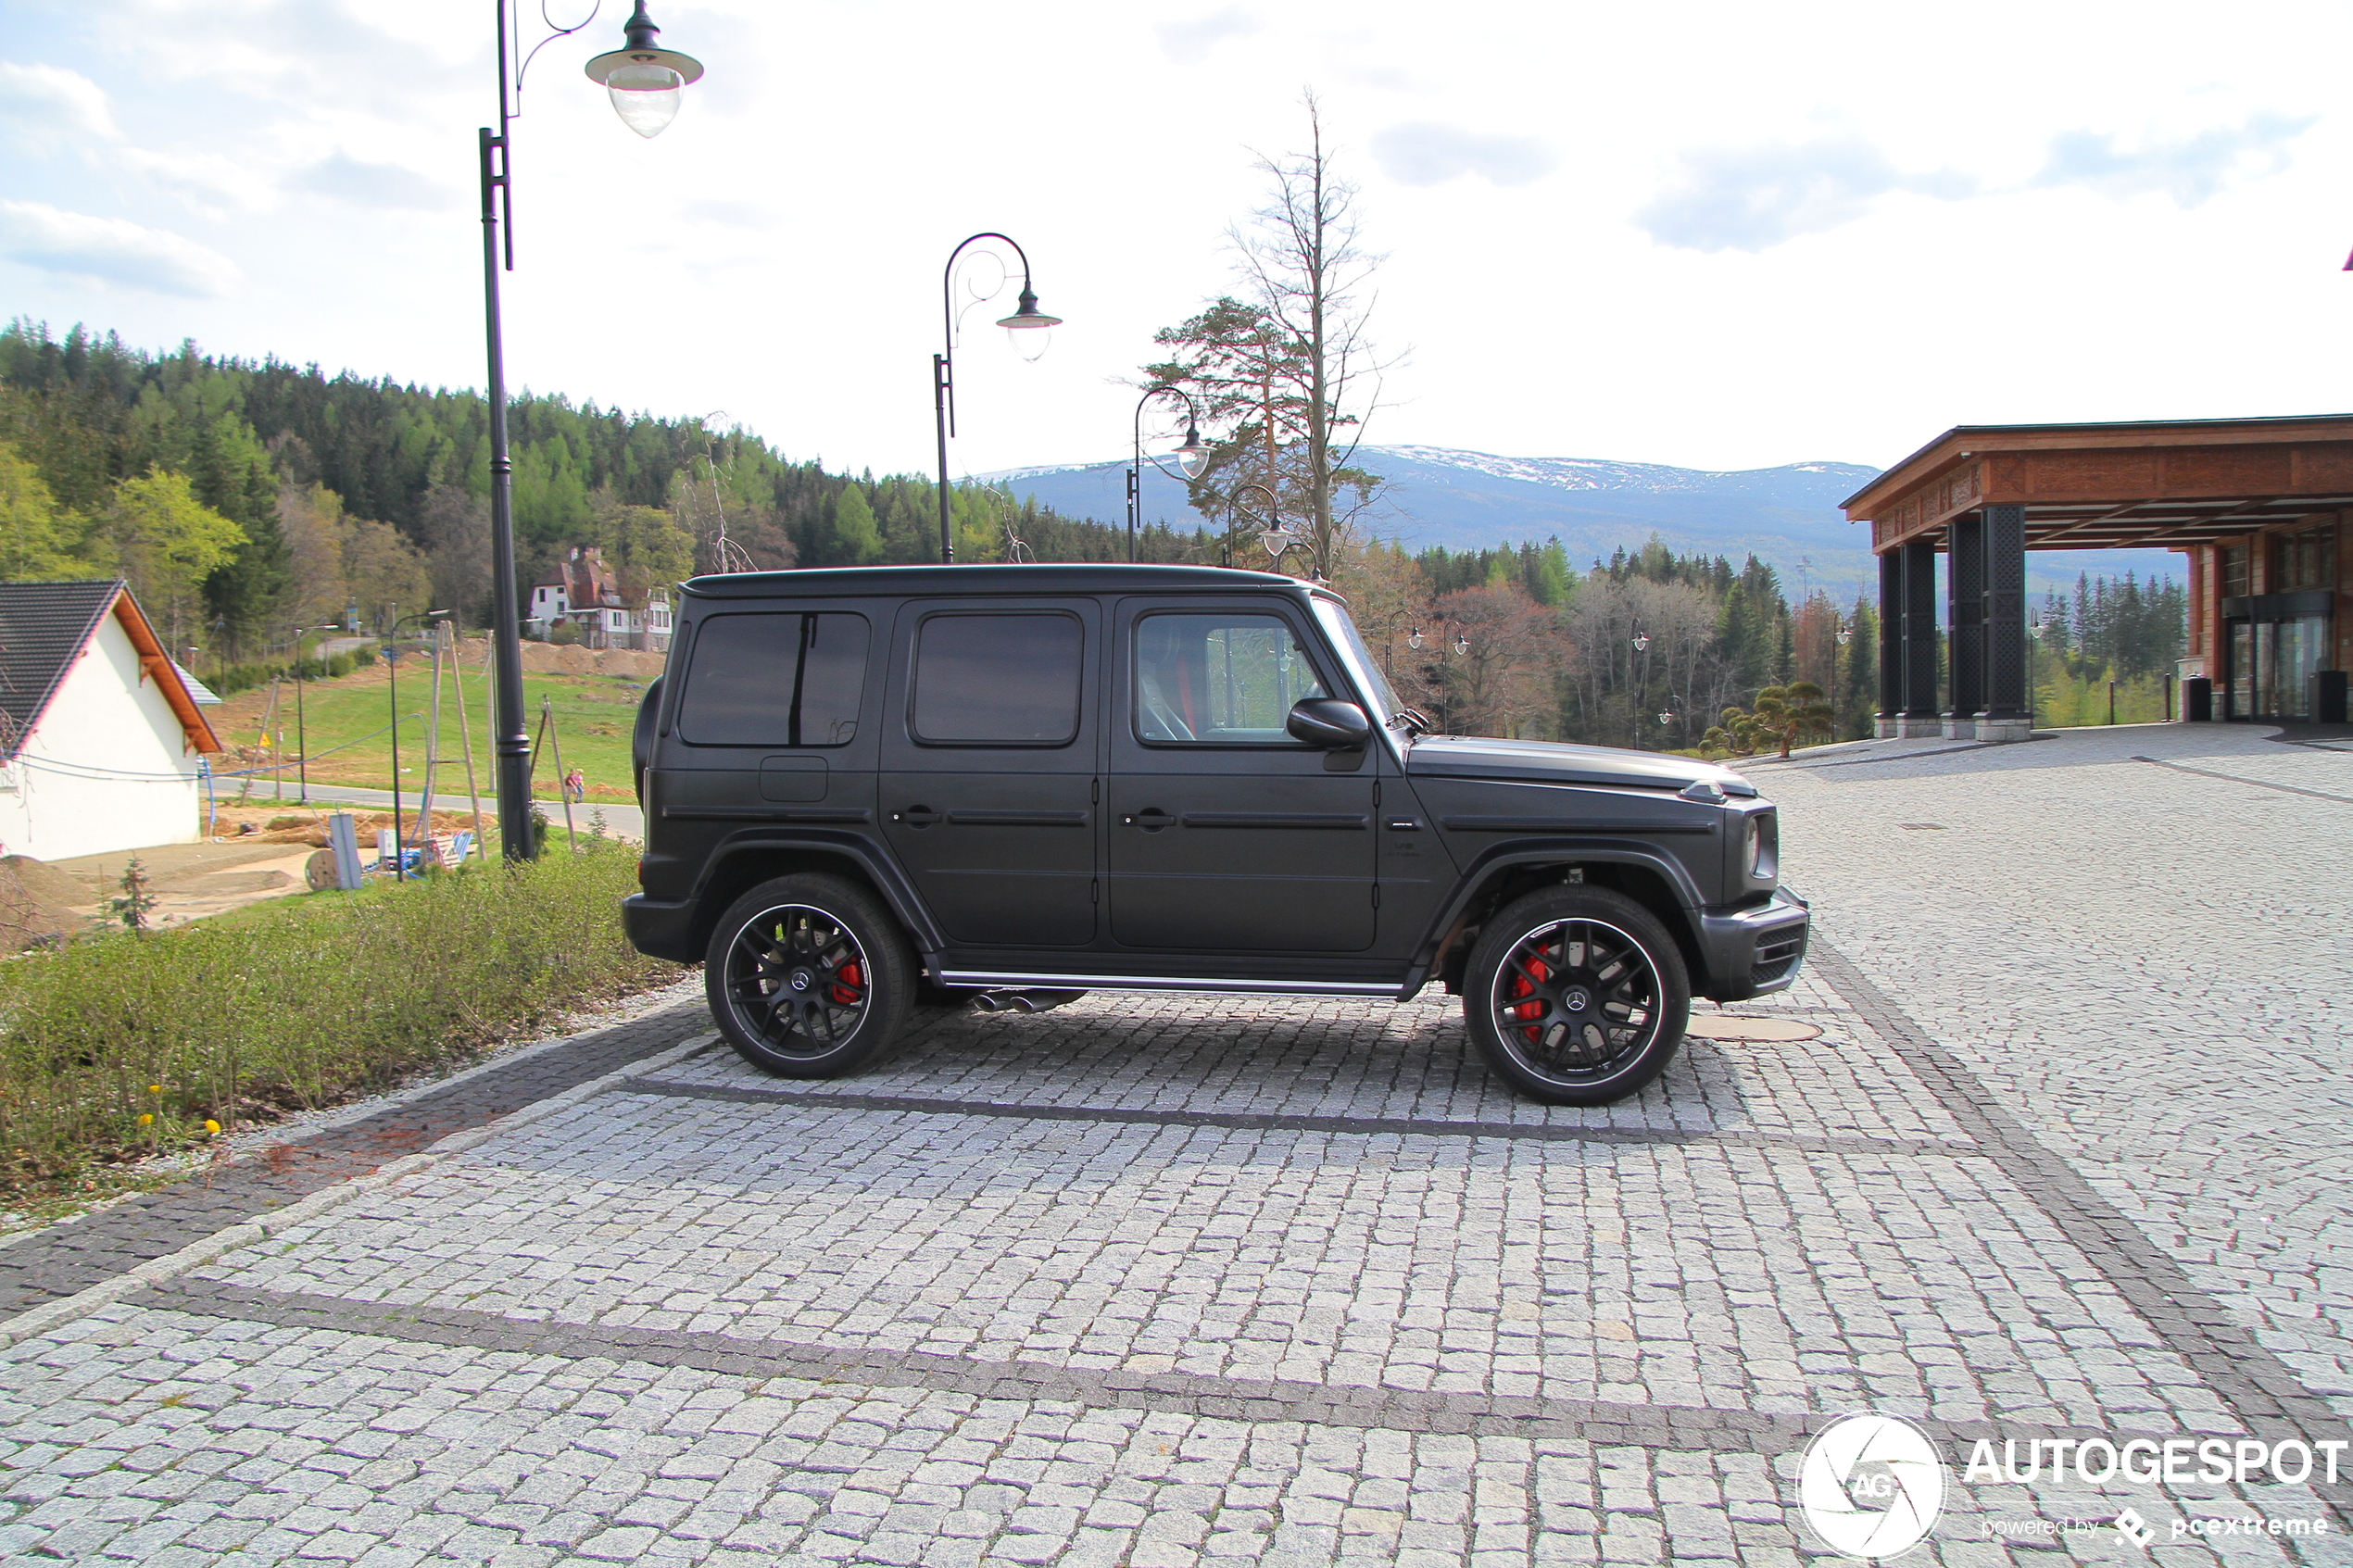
<box><xmin>2222</xmin><ymin>602</ymin><xmax>2332</xmax><ymax>721</ymax></box>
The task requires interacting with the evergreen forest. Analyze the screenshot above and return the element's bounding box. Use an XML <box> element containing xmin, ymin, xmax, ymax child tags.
<box><xmin>0</xmin><ymin>320</ymin><xmax>2186</xmax><ymax>750</ymax></box>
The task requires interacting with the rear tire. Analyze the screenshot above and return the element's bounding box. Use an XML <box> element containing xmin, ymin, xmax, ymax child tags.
<box><xmin>705</xmin><ymin>873</ymin><xmax>912</xmax><ymax>1078</ymax></box>
<box><xmin>1462</xmin><ymin>886</ymin><xmax>1690</xmax><ymax>1105</ymax></box>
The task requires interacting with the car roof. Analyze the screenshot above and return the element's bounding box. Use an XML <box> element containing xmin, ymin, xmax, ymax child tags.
<box><xmin>679</xmin><ymin>563</ymin><xmax>1315</xmax><ymax>600</ymax></box>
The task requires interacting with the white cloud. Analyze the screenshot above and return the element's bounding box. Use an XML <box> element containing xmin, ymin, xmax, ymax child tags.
<box><xmin>1371</xmin><ymin>122</ymin><xmax>1555</xmax><ymax>188</ymax></box>
<box><xmin>2033</xmin><ymin>113</ymin><xmax>2316</xmax><ymax>207</ymax></box>
<box><xmin>285</xmin><ymin>152</ymin><xmax>447</xmax><ymax>211</ymax></box>
<box><xmin>0</xmin><ymin>201</ymin><xmax>239</xmax><ymax>297</ymax></box>
<box><xmin>1637</xmin><ymin>133</ymin><xmax>1973</xmax><ymax>253</ymax></box>
<box><xmin>0</xmin><ymin>62</ymin><xmax>120</xmax><ymax>144</ymax></box>
<box><xmin>1159</xmin><ymin>7</ymin><xmax>1259</xmax><ymax>66</ymax></box>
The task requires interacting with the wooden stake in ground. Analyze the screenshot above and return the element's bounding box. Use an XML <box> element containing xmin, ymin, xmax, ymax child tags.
<box><xmin>450</xmin><ymin>627</ymin><xmax>488</xmax><ymax>861</ymax></box>
<box><xmin>538</xmin><ymin>695</ymin><xmax>579</xmax><ymax>854</ymax></box>
<box><xmin>417</xmin><ymin>623</ymin><xmax>446</xmax><ymax>844</ymax></box>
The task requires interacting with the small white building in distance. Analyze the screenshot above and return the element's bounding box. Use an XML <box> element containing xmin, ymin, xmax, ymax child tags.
<box><xmin>0</xmin><ymin>581</ymin><xmax>223</xmax><ymax>862</ymax></box>
<box><xmin>527</xmin><ymin>546</ymin><xmax>674</xmax><ymax>650</ymax></box>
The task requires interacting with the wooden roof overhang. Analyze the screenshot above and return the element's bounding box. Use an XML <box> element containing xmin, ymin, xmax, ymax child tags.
<box><xmin>1840</xmin><ymin>415</ymin><xmax>2353</xmax><ymax>554</ymax></box>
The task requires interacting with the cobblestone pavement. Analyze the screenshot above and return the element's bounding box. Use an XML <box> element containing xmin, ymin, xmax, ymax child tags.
<box><xmin>3</xmin><ymin>722</ymin><xmax>2347</xmax><ymax>1566</ymax></box>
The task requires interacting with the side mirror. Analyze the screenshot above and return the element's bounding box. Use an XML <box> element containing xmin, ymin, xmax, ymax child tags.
<box><xmin>1287</xmin><ymin>696</ymin><xmax>1370</xmax><ymax>749</ymax></box>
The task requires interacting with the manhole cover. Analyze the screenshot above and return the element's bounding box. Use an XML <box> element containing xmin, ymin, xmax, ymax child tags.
<box><xmin>1691</xmin><ymin>1015</ymin><xmax>1823</xmax><ymax>1043</ymax></box>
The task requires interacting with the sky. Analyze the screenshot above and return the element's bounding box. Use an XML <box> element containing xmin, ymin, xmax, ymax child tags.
<box><xmin>6</xmin><ymin>0</ymin><xmax>2353</xmax><ymax>491</ymax></box>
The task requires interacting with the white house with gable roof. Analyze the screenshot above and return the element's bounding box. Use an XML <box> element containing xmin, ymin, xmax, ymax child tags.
<box><xmin>0</xmin><ymin>581</ymin><xmax>223</xmax><ymax>862</ymax></box>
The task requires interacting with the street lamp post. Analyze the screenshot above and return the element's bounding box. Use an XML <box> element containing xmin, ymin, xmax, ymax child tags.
<box><xmin>934</xmin><ymin>233</ymin><xmax>1061</xmax><ymax>564</ymax></box>
<box><xmin>2028</xmin><ymin>611</ymin><xmax>2045</xmax><ymax>732</ymax></box>
<box><xmin>1629</xmin><ymin>628</ymin><xmax>1652</xmax><ymax>749</ymax></box>
<box><xmin>1833</xmin><ymin>618</ymin><xmax>1853</xmax><ymax>740</ymax></box>
<box><xmin>385</xmin><ymin>611</ymin><xmax>449</xmax><ymax>880</ymax></box>
<box><xmin>286</xmin><ymin>621</ymin><xmax>340</xmax><ymax>805</ymax></box>
<box><xmin>1129</xmin><ymin>386</ymin><xmax>1208</xmax><ymax>563</ymax></box>
<box><xmin>480</xmin><ymin>0</ymin><xmax>703</xmax><ymax>861</ymax></box>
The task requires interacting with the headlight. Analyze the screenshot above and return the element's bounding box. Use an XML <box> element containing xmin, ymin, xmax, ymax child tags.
<box><xmin>1747</xmin><ymin>811</ymin><xmax>1779</xmax><ymax>883</ymax></box>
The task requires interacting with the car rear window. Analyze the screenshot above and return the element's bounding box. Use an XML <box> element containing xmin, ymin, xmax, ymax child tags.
<box><xmin>912</xmin><ymin>612</ymin><xmax>1083</xmax><ymax>745</ymax></box>
<box><xmin>678</xmin><ymin>612</ymin><xmax>869</xmax><ymax>746</ymax></box>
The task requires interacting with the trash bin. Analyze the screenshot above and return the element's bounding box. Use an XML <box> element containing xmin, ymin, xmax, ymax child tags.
<box><xmin>2183</xmin><ymin>676</ymin><xmax>2213</xmax><ymax>722</ymax></box>
<box><xmin>2313</xmin><ymin>670</ymin><xmax>2348</xmax><ymax>724</ymax></box>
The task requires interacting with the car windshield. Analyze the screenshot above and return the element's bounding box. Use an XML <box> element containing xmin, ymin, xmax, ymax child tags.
<box><xmin>1310</xmin><ymin>595</ymin><xmax>1408</xmax><ymax>731</ymax></box>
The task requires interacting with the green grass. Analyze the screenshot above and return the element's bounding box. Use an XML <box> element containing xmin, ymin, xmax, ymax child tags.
<box><xmin>0</xmin><ymin>841</ymin><xmax>682</xmax><ymax>1198</ymax></box>
<box><xmin>212</xmin><ymin>656</ymin><xmax>648</xmax><ymax>804</ymax></box>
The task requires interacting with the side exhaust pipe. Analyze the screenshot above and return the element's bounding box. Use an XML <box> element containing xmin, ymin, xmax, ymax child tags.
<box><xmin>969</xmin><ymin>988</ymin><xmax>1087</xmax><ymax>1015</ymax></box>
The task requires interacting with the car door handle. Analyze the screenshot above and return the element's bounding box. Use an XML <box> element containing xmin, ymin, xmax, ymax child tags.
<box><xmin>893</xmin><ymin>806</ymin><xmax>942</xmax><ymax>826</ymax></box>
<box><xmin>1123</xmin><ymin>809</ymin><xmax>1176</xmax><ymax>831</ymax></box>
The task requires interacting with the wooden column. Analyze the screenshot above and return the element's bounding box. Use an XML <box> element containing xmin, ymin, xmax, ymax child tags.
<box><xmin>1875</xmin><ymin>549</ymin><xmax>1904</xmax><ymax>736</ymax></box>
<box><xmin>1901</xmin><ymin>537</ymin><xmax>1940</xmax><ymax>735</ymax></box>
<box><xmin>1978</xmin><ymin>502</ymin><xmax>2030</xmax><ymax>739</ymax></box>
<box><xmin>1944</xmin><ymin>512</ymin><xmax>1985</xmax><ymax>738</ymax></box>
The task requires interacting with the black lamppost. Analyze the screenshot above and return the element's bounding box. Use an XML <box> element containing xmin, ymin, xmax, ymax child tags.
<box><xmin>934</xmin><ymin>233</ymin><xmax>1061</xmax><ymax>564</ymax></box>
<box><xmin>385</xmin><ymin>610</ymin><xmax>449</xmax><ymax>880</ymax></box>
<box><xmin>1129</xmin><ymin>386</ymin><xmax>1208</xmax><ymax>563</ymax></box>
<box><xmin>286</xmin><ymin>621</ymin><xmax>340</xmax><ymax>805</ymax></box>
<box><xmin>1833</xmin><ymin>618</ymin><xmax>1853</xmax><ymax>739</ymax></box>
<box><xmin>1630</xmin><ymin>628</ymin><xmax>1652</xmax><ymax>748</ymax></box>
<box><xmin>480</xmin><ymin>0</ymin><xmax>703</xmax><ymax>861</ymax></box>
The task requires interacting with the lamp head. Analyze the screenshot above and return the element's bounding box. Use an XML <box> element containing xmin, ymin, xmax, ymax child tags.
<box><xmin>1258</xmin><ymin>526</ymin><xmax>1292</xmax><ymax>560</ymax></box>
<box><xmin>1175</xmin><ymin>421</ymin><xmax>1209</xmax><ymax>479</ymax></box>
<box><xmin>1407</xmin><ymin>626</ymin><xmax>1425</xmax><ymax>651</ymax></box>
<box><xmin>1631</xmin><ymin>631</ymin><xmax>1650</xmax><ymax>653</ymax></box>
<box><xmin>997</xmin><ymin>286</ymin><xmax>1062</xmax><ymax>361</ymax></box>
<box><xmin>1452</xmin><ymin>633</ymin><xmax>1470</xmax><ymax>656</ymax></box>
<box><xmin>585</xmin><ymin>2</ymin><xmax>705</xmax><ymax>138</ymax></box>
<box><xmin>1658</xmin><ymin>709</ymin><xmax>1674</xmax><ymax>726</ymax></box>
<box><xmin>1835</xmin><ymin>624</ymin><xmax>1852</xmax><ymax>646</ymax></box>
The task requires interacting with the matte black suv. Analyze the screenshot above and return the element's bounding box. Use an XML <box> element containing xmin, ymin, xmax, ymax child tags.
<box><xmin>624</xmin><ymin>564</ymin><xmax>1808</xmax><ymax>1104</ymax></box>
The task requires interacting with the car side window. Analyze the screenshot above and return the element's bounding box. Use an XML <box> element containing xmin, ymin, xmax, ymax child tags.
<box><xmin>1134</xmin><ymin>612</ymin><xmax>1328</xmax><ymax>744</ymax></box>
<box><xmin>911</xmin><ymin>612</ymin><xmax>1084</xmax><ymax>746</ymax></box>
<box><xmin>678</xmin><ymin>612</ymin><xmax>869</xmax><ymax>746</ymax></box>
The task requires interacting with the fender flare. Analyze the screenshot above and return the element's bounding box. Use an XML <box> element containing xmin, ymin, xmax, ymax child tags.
<box><xmin>1406</xmin><ymin>837</ymin><xmax>1707</xmax><ymax>982</ymax></box>
<box><xmin>690</xmin><ymin>828</ymin><xmax>948</xmax><ymax>959</ymax></box>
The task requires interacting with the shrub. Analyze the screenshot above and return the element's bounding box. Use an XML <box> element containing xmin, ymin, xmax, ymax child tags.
<box><xmin>0</xmin><ymin>842</ymin><xmax>681</xmax><ymax>1193</ymax></box>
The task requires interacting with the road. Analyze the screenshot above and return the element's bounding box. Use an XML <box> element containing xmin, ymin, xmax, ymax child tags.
<box><xmin>4</xmin><ymin>722</ymin><xmax>2347</xmax><ymax>1565</ymax></box>
<box><xmin>232</xmin><ymin>782</ymin><xmax>644</xmax><ymax>842</ymax></box>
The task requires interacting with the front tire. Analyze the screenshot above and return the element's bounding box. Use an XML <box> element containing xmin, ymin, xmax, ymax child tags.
<box><xmin>706</xmin><ymin>874</ymin><xmax>912</xmax><ymax>1078</ymax></box>
<box><xmin>1463</xmin><ymin>886</ymin><xmax>1690</xmax><ymax>1105</ymax></box>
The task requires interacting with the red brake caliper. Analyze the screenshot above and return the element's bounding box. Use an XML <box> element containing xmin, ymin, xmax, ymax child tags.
<box><xmin>832</xmin><ymin>961</ymin><xmax>862</xmax><ymax>1006</ymax></box>
<box><xmin>1507</xmin><ymin>950</ymin><xmax>1550</xmax><ymax>1043</ymax></box>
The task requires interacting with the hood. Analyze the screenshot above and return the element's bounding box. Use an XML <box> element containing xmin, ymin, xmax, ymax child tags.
<box><xmin>1403</xmin><ymin>734</ymin><xmax>1753</xmax><ymax>794</ymax></box>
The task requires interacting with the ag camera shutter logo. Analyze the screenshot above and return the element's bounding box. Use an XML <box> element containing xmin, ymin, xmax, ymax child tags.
<box><xmin>1799</xmin><ymin>1413</ymin><xmax>1947</xmax><ymax>1559</ymax></box>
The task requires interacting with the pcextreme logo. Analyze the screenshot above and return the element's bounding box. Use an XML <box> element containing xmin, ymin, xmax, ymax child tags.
<box><xmin>1798</xmin><ymin>1413</ymin><xmax>1949</xmax><ymax>1560</ymax></box>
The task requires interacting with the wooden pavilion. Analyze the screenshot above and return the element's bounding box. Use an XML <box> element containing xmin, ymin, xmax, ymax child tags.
<box><xmin>1841</xmin><ymin>415</ymin><xmax>2353</xmax><ymax>738</ymax></box>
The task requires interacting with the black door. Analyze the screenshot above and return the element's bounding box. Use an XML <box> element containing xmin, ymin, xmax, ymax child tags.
<box><xmin>1106</xmin><ymin>601</ymin><xmax>1376</xmax><ymax>953</ymax></box>
<box><xmin>880</xmin><ymin>601</ymin><xmax>1101</xmax><ymax>948</ymax></box>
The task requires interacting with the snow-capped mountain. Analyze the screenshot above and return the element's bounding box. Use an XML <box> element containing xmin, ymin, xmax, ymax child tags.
<box><xmin>976</xmin><ymin>444</ymin><xmax>2176</xmax><ymax>595</ymax></box>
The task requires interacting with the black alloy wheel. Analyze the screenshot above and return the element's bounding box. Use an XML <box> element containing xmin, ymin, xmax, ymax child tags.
<box><xmin>1463</xmin><ymin>886</ymin><xmax>1689</xmax><ymax>1104</ymax></box>
<box><xmin>706</xmin><ymin>873</ymin><xmax>911</xmax><ymax>1077</ymax></box>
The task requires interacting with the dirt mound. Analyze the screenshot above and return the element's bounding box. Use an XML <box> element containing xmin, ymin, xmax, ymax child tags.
<box><xmin>0</xmin><ymin>856</ymin><xmax>94</xmax><ymax>949</ymax></box>
<box><xmin>516</xmin><ymin>642</ymin><xmax>661</xmax><ymax>679</ymax></box>
<box><xmin>209</xmin><ymin>804</ymin><xmax>480</xmax><ymax>847</ymax></box>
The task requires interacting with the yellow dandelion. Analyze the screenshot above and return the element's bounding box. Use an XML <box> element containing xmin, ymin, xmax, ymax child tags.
<box><xmin>202</xmin><ymin>1120</ymin><xmax>220</xmax><ymax>1135</ymax></box>
<box><xmin>138</xmin><ymin>1113</ymin><xmax>154</xmax><ymax>1125</ymax></box>
<box><xmin>148</xmin><ymin>1085</ymin><xmax>161</xmax><ymax>1095</ymax></box>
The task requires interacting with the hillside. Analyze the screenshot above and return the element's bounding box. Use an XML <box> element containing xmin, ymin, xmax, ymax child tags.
<box><xmin>983</xmin><ymin>444</ymin><xmax>2183</xmax><ymax>596</ymax></box>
